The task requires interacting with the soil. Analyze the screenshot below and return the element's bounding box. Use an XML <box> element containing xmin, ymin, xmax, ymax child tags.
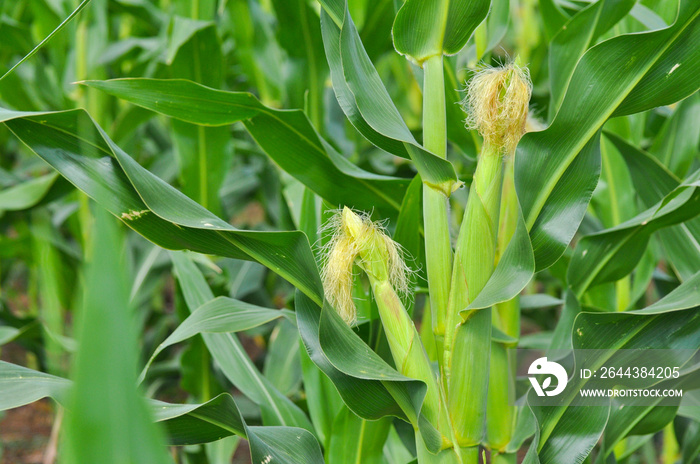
<box><xmin>0</xmin><ymin>343</ymin><xmax>54</xmax><ymax>464</ymax></box>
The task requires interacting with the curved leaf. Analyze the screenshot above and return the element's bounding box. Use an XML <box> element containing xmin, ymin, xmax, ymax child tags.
<box><xmin>152</xmin><ymin>393</ymin><xmax>247</xmax><ymax>445</ymax></box>
<box><xmin>0</xmin><ymin>173</ymin><xmax>58</xmax><ymax>211</ymax></box>
<box><xmin>392</xmin><ymin>0</ymin><xmax>490</xmax><ymax>63</ymax></box>
<box><xmin>247</xmin><ymin>425</ymin><xmax>324</xmax><ymax>464</ymax></box>
<box><xmin>613</xmin><ymin>11</ymin><xmax>700</xmax><ymax>117</ymax></box>
<box><xmin>295</xmin><ymin>292</ymin><xmax>407</xmax><ymax>421</ymax></box>
<box><xmin>608</xmin><ymin>130</ymin><xmax>700</xmax><ymax>281</ymax></box>
<box><xmin>296</xmin><ymin>291</ymin><xmax>442</xmax><ymax>453</ymax></box>
<box><xmin>140</xmin><ymin>296</ymin><xmax>292</xmax><ymax>382</ymax></box>
<box><xmin>548</xmin><ymin>0</ymin><xmax>636</xmax><ymax>119</ymax></box>
<box><xmin>568</xmin><ymin>171</ymin><xmax>700</xmax><ymax>296</ymax></box>
<box><xmin>319</xmin><ymin>1</ymin><xmax>461</xmax><ymax>196</ymax></box>
<box><xmin>516</xmin><ymin>1</ymin><xmax>700</xmax><ymax>270</ymax></box>
<box><xmin>526</xmin><ymin>273</ymin><xmax>700</xmax><ymax>462</ymax></box>
<box><xmin>0</xmin><ymin>361</ymin><xmax>321</xmax><ymax>460</ymax></box>
<box><xmin>0</xmin><ymin>360</ymin><xmax>70</xmax><ymax>409</ymax></box>
<box><xmin>601</xmin><ymin>367</ymin><xmax>700</xmax><ymax>458</ymax></box>
<box><xmin>170</xmin><ymin>252</ymin><xmax>314</xmax><ymax>433</ymax></box>
<box><xmin>0</xmin><ymin>107</ymin><xmax>324</xmax><ymax>306</ymax></box>
<box><xmin>80</xmin><ymin>78</ymin><xmax>409</xmax><ymax>216</ymax></box>
<box><xmin>319</xmin><ymin>300</ymin><xmax>442</xmax><ymax>453</ymax></box>
<box><xmin>524</xmin><ymin>397</ymin><xmax>609</xmax><ymax>464</ymax></box>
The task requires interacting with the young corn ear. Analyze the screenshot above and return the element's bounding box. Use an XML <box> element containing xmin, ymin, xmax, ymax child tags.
<box><xmin>320</xmin><ymin>208</ymin><xmax>409</xmax><ymax>324</ymax></box>
<box><xmin>486</xmin><ymin>123</ymin><xmax>527</xmax><ymax>460</ymax></box>
<box><xmin>320</xmin><ymin>208</ymin><xmax>449</xmax><ymax>440</ymax></box>
<box><xmin>443</xmin><ymin>63</ymin><xmax>531</xmax><ymax>458</ymax></box>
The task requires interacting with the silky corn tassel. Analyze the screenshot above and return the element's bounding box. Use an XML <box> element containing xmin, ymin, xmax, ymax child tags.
<box><xmin>321</xmin><ymin>207</ymin><xmax>410</xmax><ymax>325</ymax></box>
<box><xmin>463</xmin><ymin>63</ymin><xmax>532</xmax><ymax>154</ymax></box>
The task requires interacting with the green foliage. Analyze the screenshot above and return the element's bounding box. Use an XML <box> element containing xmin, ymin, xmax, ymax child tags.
<box><xmin>0</xmin><ymin>0</ymin><xmax>698</xmax><ymax>463</ymax></box>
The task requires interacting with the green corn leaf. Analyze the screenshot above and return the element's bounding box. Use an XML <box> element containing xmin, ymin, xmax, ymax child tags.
<box><xmin>247</xmin><ymin>425</ymin><xmax>324</xmax><ymax>464</ymax></box>
<box><xmin>648</xmin><ymin>93</ymin><xmax>700</xmax><ymax>179</ymax></box>
<box><xmin>516</xmin><ymin>0</ymin><xmax>700</xmax><ymax>271</ymax></box>
<box><xmin>159</xmin><ymin>392</ymin><xmax>324</xmax><ymax>464</ymax></box>
<box><xmin>593</xmin><ymin>347</ymin><xmax>700</xmax><ymax>457</ymax></box>
<box><xmin>170</xmin><ymin>252</ymin><xmax>314</xmax><ymax>433</ymax></box>
<box><xmin>0</xmin><ymin>107</ymin><xmax>324</xmax><ymax>306</ymax></box>
<box><xmin>539</xmin><ymin>0</ymin><xmax>570</xmax><ymax>40</ymax></box>
<box><xmin>61</xmin><ymin>208</ymin><xmax>172</xmax><ymax>464</ymax></box>
<box><xmin>0</xmin><ymin>173</ymin><xmax>58</xmax><ymax>211</ymax></box>
<box><xmin>318</xmin><ymin>299</ymin><xmax>443</xmax><ymax>453</ymax></box>
<box><xmin>165</xmin><ymin>16</ymin><xmax>213</xmax><ymax>64</ymax></box>
<box><xmin>263</xmin><ymin>318</ymin><xmax>303</xmax><ymax>395</ymax></box>
<box><xmin>612</xmin><ymin>21</ymin><xmax>700</xmax><ymax>117</ymax></box>
<box><xmin>152</xmin><ymin>393</ymin><xmax>246</xmax><ymax>445</ymax></box>
<box><xmin>318</xmin><ymin>1</ymin><xmax>461</xmax><ymax>196</ymax></box>
<box><xmin>318</xmin><ymin>8</ymin><xmax>407</xmax><ymax>160</ymax></box>
<box><xmin>168</xmin><ymin>21</ymin><xmax>230</xmax><ymax>216</ymax></box>
<box><xmin>523</xmin><ymin>401</ymin><xmax>609</xmax><ymax>464</ymax></box>
<box><xmin>81</xmin><ymin>78</ymin><xmax>409</xmax><ymax>216</ymax></box>
<box><xmin>505</xmin><ymin>407</ymin><xmax>536</xmax><ymax>454</ymax></box>
<box><xmin>607</xmin><ymin>130</ymin><xmax>700</xmax><ymax>282</ymax></box>
<box><xmin>0</xmin><ymin>0</ymin><xmax>92</xmax><ymax>81</ymax></box>
<box><xmin>296</xmin><ymin>292</ymin><xmax>442</xmax><ymax>453</ymax></box>
<box><xmin>391</xmin><ymin>0</ymin><xmax>490</xmax><ymax>63</ymax></box>
<box><xmin>525</xmin><ymin>272</ymin><xmax>700</xmax><ymax>462</ymax></box>
<box><xmin>140</xmin><ymin>296</ymin><xmax>293</xmax><ymax>381</ymax></box>
<box><xmin>548</xmin><ymin>0</ymin><xmax>637</xmax><ymax>119</ymax></box>
<box><xmin>0</xmin><ymin>359</ymin><xmax>320</xmax><ymax>457</ymax></box>
<box><xmin>3</xmin><ymin>102</ymin><xmax>320</xmax><ymax>436</ymax></box>
<box><xmin>0</xmin><ymin>361</ymin><xmax>71</xmax><ymax>409</ymax></box>
<box><xmin>624</xmin><ymin>405</ymin><xmax>679</xmax><ymax>437</ymax></box>
<box><xmin>327</xmin><ymin>407</ymin><xmax>392</xmax><ymax>464</ymax></box>
<box><xmin>568</xmin><ymin>170</ymin><xmax>700</xmax><ymax>297</ymax></box>
<box><xmin>602</xmin><ymin>396</ymin><xmax>682</xmax><ymax>458</ymax></box>
<box><xmin>296</xmin><ymin>291</ymin><xmax>402</xmax><ymax>421</ymax></box>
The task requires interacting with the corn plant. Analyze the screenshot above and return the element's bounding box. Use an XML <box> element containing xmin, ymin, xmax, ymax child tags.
<box><xmin>0</xmin><ymin>0</ymin><xmax>699</xmax><ymax>463</ymax></box>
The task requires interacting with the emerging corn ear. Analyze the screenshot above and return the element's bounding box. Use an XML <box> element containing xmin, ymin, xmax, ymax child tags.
<box><xmin>321</xmin><ymin>208</ymin><xmax>449</xmax><ymax>442</ymax></box>
<box><xmin>486</xmin><ymin>155</ymin><xmax>520</xmax><ymax>462</ymax></box>
<box><xmin>321</xmin><ymin>207</ymin><xmax>409</xmax><ymax>325</ymax></box>
<box><xmin>487</xmin><ymin>110</ymin><xmax>540</xmax><ymax>461</ymax></box>
<box><xmin>443</xmin><ymin>62</ymin><xmax>531</xmax><ymax>460</ymax></box>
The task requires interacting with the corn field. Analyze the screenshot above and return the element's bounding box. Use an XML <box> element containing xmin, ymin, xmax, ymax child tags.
<box><xmin>0</xmin><ymin>0</ymin><xmax>699</xmax><ymax>463</ymax></box>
